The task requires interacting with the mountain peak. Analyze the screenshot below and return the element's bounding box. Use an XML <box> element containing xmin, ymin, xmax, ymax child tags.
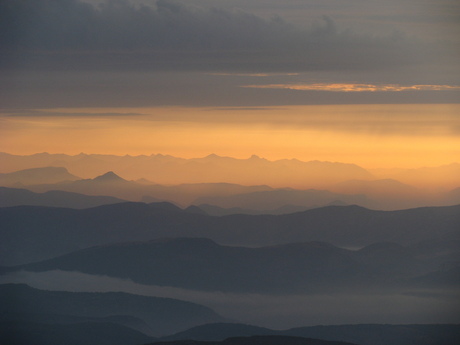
<box><xmin>93</xmin><ymin>171</ymin><xmax>126</xmax><ymax>182</ymax></box>
<box><xmin>204</xmin><ymin>153</ymin><xmax>221</xmax><ymax>159</ymax></box>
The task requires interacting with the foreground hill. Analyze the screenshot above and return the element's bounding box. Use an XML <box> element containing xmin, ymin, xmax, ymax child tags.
<box><xmin>0</xmin><ymin>186</ymin><xmax>127</xmax><ymax>208</ymax></box>
<box><xmin>159</xmin><ymin>322</ymin><xmax>460</xmax><ymax>345</ymax></box>
<box><xmin>151</xmin><ymin>335</ymin><xmax>357</xmax><ymax>345</ymax></box>
<box><xmin>0</xmin><ymin>320</ymin><xmax>153</xmax><ymax>345</ymax></box>
<box><xmin>0</xmin><ymin>284</ymin><xmax>224</xmax><ymax>336</ymax></box>
<box><xmin>14</xmin><ymin>238</ymin><xmax>459</xmax><ymax>293</ymax></box>
<box><xmin>1</xmin><ymin>203</ymin><xmax>459</xmax><ymax>265</ymax></box>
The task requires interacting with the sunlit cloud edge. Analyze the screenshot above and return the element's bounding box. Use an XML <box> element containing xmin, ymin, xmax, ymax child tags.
<box><xmin>242</xmin><ymin>83</ymin><xmax>460</xmax><ymax>92</ymax></box>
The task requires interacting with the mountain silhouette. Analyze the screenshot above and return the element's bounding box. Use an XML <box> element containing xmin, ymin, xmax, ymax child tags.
<box><xmin>93</xmin><ymin>171</ymin><xmax>127</xmax><ymax>182</ymax></box>
<box><xmin>0</xmin><ymin>166</ymin><xmax>80</xmax><ymax>186</ymax></box>
<box><xmin>0</xmin><ymin>186</ymin><xmax>126</xmax><ymax>209</ymax></box>
<box><xmin>1</xmin><ymin>203</ymin><xmax>459</xmax><ymax>265</ymax></box>
<box><xmin>0</xmin><ymin>283</ymin><xmax>225</xmax><ymax>337</ymax></box>
<box><xmin>193</xmin><ymin>189</ymin><xmax>373</xmax><ymax>211</ymax></box>
<box><xmin>14</xmin><ymin>237</ymin><xmax>459</xmax><ymax>293</ymax></box>
<box><xmin>158</xmin><ymin>322</ymin><xmax>460</xmax><ymax>345</ymax></box>
<box><xmin>4</xmin><ymin>163</ymin><xmax>457</xmax><ymax>210</ymax></box>
<box><xmin>2</xmin><ymin>152</ymin><xmax>459</xmax><ymax>192</ymax></box>
<box><xmin>0</xmin><ymin>320</ymin><xmax>153</xmax><ymax>345</ymax></box>
<box><xmin>150</xmin><ymin>335</ymin><xmax>358</xmax><ymax>345</ymax></box>
<box><xmin>0</xmin><ymin>152</ymin><xmax>374</xmax><ymax>189</ymax></box>
<box><xmin>160</xmin><ymin>323</ymin><xmax>276</xmax><ymax>341</ymax></box>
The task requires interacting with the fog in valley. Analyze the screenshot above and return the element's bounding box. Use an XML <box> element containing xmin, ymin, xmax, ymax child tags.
<box><xmin>2</xmin><ymin>269</ymin><xmax>458</xmax><ymax>331</ymax></box>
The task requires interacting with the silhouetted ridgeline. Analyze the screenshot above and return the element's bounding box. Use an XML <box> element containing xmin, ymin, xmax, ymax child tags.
<box><xmin>0</xmin><ymin>284</ymin><xmax>224</xmax><ymax>337</ymax></box>
<box><xmin>0</xmin><ymin>321</ymin><xmax>153</xmax><ymax>345</ymax></box>
<box><xmin>0</xmin><ymin>166</ymin><xmax>80</xmax><ymax>186</ymax></box>
<box><xmin>11</xmin><ymin>237</ymin><xmax>458</xmax><ymax>293</ymax></box>
<box><xmin>0</xmin><ymin>186</ymin><xmax>127</xmax><ymax>209</ymax></box>
<box><xmin>156</xmin><ymin>322</ymin><xmax>460</xmax><ymax>345</ymax></box>
<box><xmin>0</xmin><ymin>152</ymin><xmax>373</xmax><ymax>188</ymax></box>
<box><xmin>2</xmin><ymin>166</ymin><xmax>459</xmax><ymax>210</ymax></box>
<box><xmin>1</xmin><ymin>202</ymin><xmax>459</xmax><ymax>265</ymax></box>
<box><xmin>150</xmin><ymin>335</ymin><xmax>358</xmax><ymax>345</ymax></box>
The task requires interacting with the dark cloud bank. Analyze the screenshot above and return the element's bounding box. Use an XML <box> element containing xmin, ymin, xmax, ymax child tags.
<box><xmin>0</xmin><ymin>0</ymin><xmax>442</xmax><ymax>73</ymax></box>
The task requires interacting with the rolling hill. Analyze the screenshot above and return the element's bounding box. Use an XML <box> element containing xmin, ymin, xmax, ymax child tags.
<box><xmin>1</xmin><ymin>202</ymin><xmax>459</xmax><ymax>265</ymax></box>
<box><xmin>0</xmin><ymin>283</ymin><xmax>225</xmax><ymax>336</ymax></box>
<box><xmin>13</xmin><ymin>237</ymin><xmax>459</xmax><ymax>293</ymax></box>
<box><xmin>157</xmin><ymin>322</ymin><xmax>460</xmax><ymax>345</ymax></box>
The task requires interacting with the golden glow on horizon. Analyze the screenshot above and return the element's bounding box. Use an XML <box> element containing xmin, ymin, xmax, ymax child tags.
<box><xmin>1</xmin><ymin>104</ymin><xmax>459</xmax><ymax>170</ymax></box>
<box><xmin>242</xmin><ymin>83</ymin><xmax>460</xmax><ymax>92</ymax></box>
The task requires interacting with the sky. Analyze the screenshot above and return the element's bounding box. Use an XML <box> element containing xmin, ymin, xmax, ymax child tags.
<box><xmin>1</xmin><ymin>0</ymin><xmax>459</xmax><ymax>169</ymax></box>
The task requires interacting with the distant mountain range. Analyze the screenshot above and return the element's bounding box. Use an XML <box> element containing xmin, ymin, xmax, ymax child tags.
<box><xmin>370</xmin><ymin>163</ymin><xmax>460</xmax><ymax>190</ymax></box>
<box><xmin>0</xmin><ymin>166</ymin><xmax>80</xmax><ymax>186</ymax></box>
<box><xmin>1</xmin><ymin>165</ymin><xmax>459</xmax><ymax>211</ymax></box>
<box><xmin>5</xmin><ymin>168</ymin><xmax>368</xmax><ymax>209</ymax></box>
<box><xmin>2</xmin><ymin>152</ymin><xmax>459</xmax><ymax>191</ymax></box>
<box><xmin>11</xmin><ymin>237</ymin><xmax>459</xmax><ymax>293</ymax></box>
<box><xmin>0</xmin><ymin>186</ymin><xmax>126</xmax><ymax>209</ymax></box>
<box><xmin>2</xmin><ymin>152</ymin><xmax>459</xmax><ymax>345</ymax></box>
<box><xmin>196</xmin><ymin>203</ymin><xmax>335</xmax><ymax>216</ymax></box>
<box><xmin>0</xmin><ymin>152</ymin><xmax>374</xmax><ymax>189</ymax></box>
<box><xmin>193</xmin><ymin>188</ymin><xmax>373</xmax><ymax>211</ymax></box>
<box><xmin>1</xmin><ymin>202</ymin><xmax>459</xmax><ymax>265</ymax></box>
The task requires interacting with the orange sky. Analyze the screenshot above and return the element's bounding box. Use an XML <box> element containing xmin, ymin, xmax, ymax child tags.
<box><xmin>1</xmin><ymin>104</ymin><xmax>459</xmax><ymax>170</ymax></box>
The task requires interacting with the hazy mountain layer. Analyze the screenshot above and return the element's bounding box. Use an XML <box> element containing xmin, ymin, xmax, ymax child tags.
<box><xmin>0</xmin><ymin>283</ymin><xmax>224</xmax><ymax>336</ymax></box>
<box><xmin>1</xmin><ymin>152</ymin><xmax>459</xmax><ymax>191</ymax></box>
<box><xmin>196</xmin><ymin>203</ymin><xmax>322</xmax><ymax>216</ymax></box>
<box><xmin>13</xmin><ymin>237</ymin><xmax>459</xmax><ymax>293</ymax></box>
<box><xmin>2</xmin><ymin>164</ymin><xmax>459</xmax><ymax>211</ymax></box>
<box><xmin>0</xmin><ymin>187</ymin><xmax>126</xmax><ymax>209</ymax></box>
<box><xmin>193</xmin><ymin>189</ymin><xmax>372</xmax><ymax>211</ymax></box>
<box><xmin>0</xmin><ymin>152</ymin><xmax>374</xmax><ymax>189</ymax></box>
<box><xmin>370</xmin><ymin>163</ymin><xmax>460</xmax><ymax>190</ymax></box>
<box><xmin>0</xmin><ymin>166</ymin><xmax>80</xmax><ymax>186</ymax></box>
<box><xmin>1</xmin><ymin>203</ymin><xmax>459</xmax><ymax>265</ymax></box>
<box><xmin>23</xmin><ymin>171</ymin><xmax>274</xmax><ymax>207</ymax></box>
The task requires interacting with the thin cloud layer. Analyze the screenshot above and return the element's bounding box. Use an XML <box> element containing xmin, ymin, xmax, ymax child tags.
<box><xmin>243</xmin><ymin>83</ymin><xmax>460</xmax><ymax>92</ymax></box>
<box><xmin>3</xmin><ymin>105</ymin><xmax>459</xmax><ymax>137</ymax></box>
<box><xmin>0</xmin><ymin>0</ymin><xmax>442</xmax><ymax>72</ymax></box>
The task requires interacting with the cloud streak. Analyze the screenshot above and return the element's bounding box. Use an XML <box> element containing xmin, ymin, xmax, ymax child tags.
<box><xmin>2</xmin><ymin>105</ymin><xmax>459</xmax><ymax>137</ymax></box>
<box><xmin>243</xmin><ymin>83</ymin><xmax>460</xmax><ymax>92</ymax></box>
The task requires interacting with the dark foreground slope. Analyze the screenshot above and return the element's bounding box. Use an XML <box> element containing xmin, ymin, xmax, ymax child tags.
<box><xmin>151</xmin><ymin>335</ymin><xmax>357</xmax><ymax>345</ymax></box>
<box><xmin>158</xmin><ymin>323</ymin><xmax>460</xmax><ymax>345</ymax></box>
<box><xmin>0</xmin><ymin>320</ymin><xmax>153</xmax><ymax>345</ymax></box>
<box><xmin>0</xmin><ymin>284</ymin><xmax>225</xmax><ymax>336</ymax></box>
<box><xmin>14</xmin><ymin>238</ymin><xmax>460</xmax><ymax>293</ymax></box>
<box><xmin>1</xmin><ymin>202</ymin><xmax>459</xmax><ymax>265</ymax></box>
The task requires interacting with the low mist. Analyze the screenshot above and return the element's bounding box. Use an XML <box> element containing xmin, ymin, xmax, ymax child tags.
<box><xmin>2</xmin><ymin>270</ymin><xmax>458</xmax><ymax>330</ymax></box>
